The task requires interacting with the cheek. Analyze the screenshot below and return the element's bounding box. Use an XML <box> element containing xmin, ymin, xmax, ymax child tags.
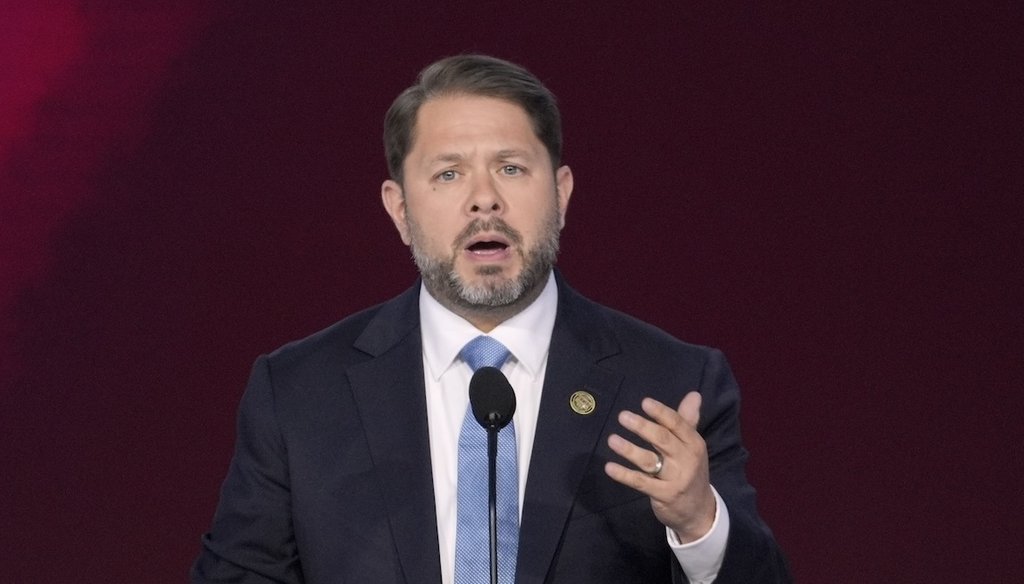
<box><xmin>520</xmin><ymin>202</ymin><xmax>561</xmax><ymax>235</ymax></box>
<box><xmin>409</xmin><ymin>214</ymin><xmax>458</xmax><ymax>250</ymax></box>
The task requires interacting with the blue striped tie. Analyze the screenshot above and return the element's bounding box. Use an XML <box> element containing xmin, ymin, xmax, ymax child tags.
<box><xmin>454</xmin><ymin>336</ymin><xmax>518</xmax><ymax>584</ymax></box>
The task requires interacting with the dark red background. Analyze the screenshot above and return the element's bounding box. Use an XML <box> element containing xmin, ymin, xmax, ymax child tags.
<box><xmin>2</xmin><ymin>1</ymin><xmax>1021</xmax><ymax>581</ymax></box>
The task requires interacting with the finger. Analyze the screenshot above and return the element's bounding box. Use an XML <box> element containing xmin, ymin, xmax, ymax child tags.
<box><xmin>638</xmin><ymin>398</ymin><xmax>697</xmax><ymax>445</ymax></box>
<box><xmin>617</xmin><ymin>408</ymin><xmax>677</xmax><ymax>454</ymax></box>
<box><xmin>607</xmin><ymin>433</ymin><xmax>663</xmax><ymax>475</ymax></box>
<box><xmin>604</xmin><ymin>460</ymin><xmax>662</xmax><ymax>497</ymax></box>
<box><xmin>677</xmin><ymin>391</ymin><xmax>701</xmax><ymax>427</ymax></box>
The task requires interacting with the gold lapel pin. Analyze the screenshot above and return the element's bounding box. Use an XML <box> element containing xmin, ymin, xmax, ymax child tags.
<box><xmin>569</xmin><ymin>390</ymin><xmax>596</xmax><ymax>415</ymax></box>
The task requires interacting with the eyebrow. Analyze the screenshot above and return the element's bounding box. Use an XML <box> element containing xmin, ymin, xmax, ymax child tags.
<box><xmin>430</xmin><ymin>153</ymin><xmax>465</xmax><ymax>164</ymax></box>
<box><xmin>495</xmin><ymin>149</ymin><xmax>530</xmax><ymax>160</ymax></box>
<box><xmin>426</xmin><ymin>149</ymin><xmax>534</xmax><ymax>167</ymax></box>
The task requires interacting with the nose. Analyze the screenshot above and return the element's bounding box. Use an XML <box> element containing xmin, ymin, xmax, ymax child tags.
<box><xmin>466</xmin><ymin>173</ymin><xmax>503</xmax><ymax>215</ymax></box>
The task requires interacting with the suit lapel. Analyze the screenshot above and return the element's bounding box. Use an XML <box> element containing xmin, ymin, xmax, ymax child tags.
<box><xmin>342</xmin><ymin>277</ymin><xmax>623</xmax><ymax>584</ymax></box>
<box><xmin>516</xmin><ymin>278</ymin><xmax>623</xmax><ymax>584</ymax></box>
<box><xmin>347</xmin><ymin>285</ymin><xmax>442</xmax><ymax>584</ymax></box>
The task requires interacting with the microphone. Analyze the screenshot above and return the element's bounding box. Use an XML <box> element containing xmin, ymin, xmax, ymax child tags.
<box><xmin>468</xmin><ymin>366</ymin><xmax>516</xmax><ymax>584</ymax></box>
<box><xmin>469</xmin><ymin>366</ymin><xmax>516</xmax><ymax>430</ymax></box>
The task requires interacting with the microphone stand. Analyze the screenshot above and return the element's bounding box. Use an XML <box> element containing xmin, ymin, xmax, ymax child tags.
<box><xmin>469</xmin><ymin>366</ymin><xmax>515</xmax><ymax>584</ymax></box>
<box><xmin>486</xmin><ymin>415</ymin><xmax>500</xmax><ymax>584</ymax></box>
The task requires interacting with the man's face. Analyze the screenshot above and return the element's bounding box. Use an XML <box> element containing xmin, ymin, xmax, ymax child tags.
<box><xmin>382</xmin><ymin>94</ymin><xmax>573</xmax><ymax>318</ymax></box>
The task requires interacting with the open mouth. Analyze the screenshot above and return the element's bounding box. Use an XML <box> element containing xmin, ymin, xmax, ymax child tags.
<box><xmin>468</xmin><ymin>241</ymin><xmax>509</xmax><ymax>252</ymax></box>
<box><xmin>465</xmin><ymin>235</ymin><xmax>511</xmax><ymax>259</ymax></box>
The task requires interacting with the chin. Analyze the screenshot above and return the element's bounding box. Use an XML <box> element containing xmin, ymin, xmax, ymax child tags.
<box><xmin>458</xmin><ymin>261</ymin><xmax>517</xmax><ymax>281</ymax></box>
<box><xmin>452</xmin><ymin>266</ymin><xmax>525</xmax><ymax>307</ymax></box>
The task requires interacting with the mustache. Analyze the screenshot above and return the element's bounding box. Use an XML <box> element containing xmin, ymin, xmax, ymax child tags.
<box><xmin>454</xmin><ymin>217</ymin><xmax>524</xmax><ymax>248</ymax></box>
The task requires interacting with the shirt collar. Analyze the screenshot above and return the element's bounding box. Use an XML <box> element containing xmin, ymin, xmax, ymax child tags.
<box><xmin>419</xmin><ymin>271</ymin><xmax>558</xmax><ymax>381</ymax></box>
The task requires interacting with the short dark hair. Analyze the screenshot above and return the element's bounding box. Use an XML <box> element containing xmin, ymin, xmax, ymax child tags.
<box><xmin>383</xmin><ymin>54</ymin><xmax>562</xmax><ymax>184</ymax></box>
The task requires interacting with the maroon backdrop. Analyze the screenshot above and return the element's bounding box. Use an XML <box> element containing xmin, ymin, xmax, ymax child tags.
<box><xmin>2</xmin><ymin>1</ymin><xmax>1021</xmax><ymax>581</ymax></box>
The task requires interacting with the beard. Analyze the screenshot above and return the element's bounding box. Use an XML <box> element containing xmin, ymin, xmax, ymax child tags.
<box><xmin>406</xmin><ymin>205</ymin><xmax>561</xmax><ymax>313</ymax></box>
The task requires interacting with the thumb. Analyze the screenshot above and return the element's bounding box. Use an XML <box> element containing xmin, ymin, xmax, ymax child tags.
<box><xmin>678</xmin><ymin>391</ymin><xmax>702</xmax><ymax>427</ymax></box>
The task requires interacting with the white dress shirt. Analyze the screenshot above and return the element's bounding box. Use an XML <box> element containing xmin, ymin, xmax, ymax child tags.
<box><xmin>419</xmin><ymin>272</ymin><xmax>729</xmax><ymax>584</ymax></box>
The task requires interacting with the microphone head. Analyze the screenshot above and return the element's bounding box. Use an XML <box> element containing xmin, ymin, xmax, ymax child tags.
<box><xmin>469</xmin><ymin>366</ymin><xmax>516</xmax><ymax>430</ymax></box>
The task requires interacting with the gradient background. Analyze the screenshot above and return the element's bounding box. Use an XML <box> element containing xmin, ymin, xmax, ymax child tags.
<box><xmin>1</xmin><ymin>1</ymin><xmax>1021</xmax><ymax>581</ymax></box>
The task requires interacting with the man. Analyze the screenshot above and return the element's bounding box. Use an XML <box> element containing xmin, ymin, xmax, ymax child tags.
<box><xmin>193</xmin><ymin>54</ymin><xmax>790</xmax><ymax>583</ymax></box>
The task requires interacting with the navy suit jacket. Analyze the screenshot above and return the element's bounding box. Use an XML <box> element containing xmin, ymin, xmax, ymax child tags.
<box><xmin>192</xmin><ymin>274</ymin><xmax>790</xmax><ymax>583</ymax></box>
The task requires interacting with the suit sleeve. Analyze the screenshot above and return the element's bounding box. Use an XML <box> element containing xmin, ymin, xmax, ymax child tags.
<box><xmin>675</xmin><ymin>348</ymin><xmax>792</xmax><ymax>584</ymax></box>
<box><xmin>191</xmin><ymin>356</ymin><xmax>304</xmax><ymax>584</ymax></box>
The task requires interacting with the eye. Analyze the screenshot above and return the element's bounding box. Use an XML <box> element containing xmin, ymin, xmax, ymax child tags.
<box><xmin>500</xmin><ymin>165</ymin><xmax>523</xmax><ymax>176</ymax></box>
<box><xmin>436</xmin><ymin>169</ymin><xmax>458</xmax><ymax>182</ymax></box>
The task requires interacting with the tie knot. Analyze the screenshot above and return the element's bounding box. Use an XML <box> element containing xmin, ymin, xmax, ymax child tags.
<box><xmin>460</xmin><ymin>336</ymin><xmax>510</xmax><ymax>371</ymax></box>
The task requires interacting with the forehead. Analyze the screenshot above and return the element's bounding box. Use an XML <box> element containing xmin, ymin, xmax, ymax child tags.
<box><xmin>409</xmin><ymin>94</ymin><xmax>541</xmax><ymax>156</ymax></box>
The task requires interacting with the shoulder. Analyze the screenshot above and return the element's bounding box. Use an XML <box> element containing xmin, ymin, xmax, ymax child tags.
<box><xmin>559</xmin><ymin>280</ymin><xmax>722</xmax><ymax>370</ymax></box>
<box><xmin>259</xmin><ymin>283</ymin><xmax>420</xmax><ymax>381</ymax></box>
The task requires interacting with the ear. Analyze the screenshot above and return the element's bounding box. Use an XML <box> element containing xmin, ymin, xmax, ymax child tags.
<box><xmin>555</xmin><ymin>165</ymin><xmax>574</xmax><ymax>229</ymax></box>
<box><xmin>381</xmin><ymin>179</ymin><xmax>411</xmax><ymax>245</ymax></box>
